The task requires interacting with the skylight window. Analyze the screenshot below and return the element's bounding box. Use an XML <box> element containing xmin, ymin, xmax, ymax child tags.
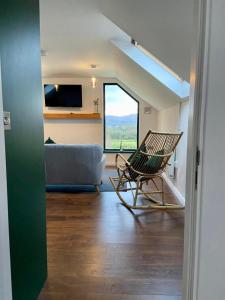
<box><xmin>111</xmin><ymin>38</ymin><xmax>190</xmax><ymax>99</ymax></box>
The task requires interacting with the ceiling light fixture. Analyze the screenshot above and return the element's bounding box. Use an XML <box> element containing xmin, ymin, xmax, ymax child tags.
<box><xmin>90</xmin><ymin>64</ymin><xmax>97</xmax><ymax>88</ymax></box>
<box><xmin>92</xmin><ymin>77</ymin><xmax>97</xmax><ymax>89</ymax></box>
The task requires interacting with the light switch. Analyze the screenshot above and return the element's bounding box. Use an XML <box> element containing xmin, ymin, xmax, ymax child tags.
<box><xmin>3</xmin><ymin>112</ymin><xmax>11</xmax><ymax>130</ymax></box>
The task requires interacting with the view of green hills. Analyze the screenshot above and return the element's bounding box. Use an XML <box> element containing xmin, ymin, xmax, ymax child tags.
<box><xmin>105</xmin><ymin>114</ymin><xmax>138</xmax><ymax>150</ymax></box>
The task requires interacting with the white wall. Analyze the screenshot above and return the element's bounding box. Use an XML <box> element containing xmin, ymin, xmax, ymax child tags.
<box><xmin>42</xmin><ymin>77</ymin><xmax>158</xmax><ymax>165</ymax></box>
<box><xmin>157</xmin><ymin>101</ymin><xmax>189</xmax><ymax>198</ymax></box>
<box><xmin>176</xmin><ymin>102</ymin><xmax>189</xmax><ymax>198</ymax></box>
<box><xmin>43</xmin><ymin>77</ymin><xmax>103</xmax><ymax>145</ymax></box>
<box><xmin>157</xmin><ymin>104</ymin><xmax>180</xmax><ymax>133</ymax></box>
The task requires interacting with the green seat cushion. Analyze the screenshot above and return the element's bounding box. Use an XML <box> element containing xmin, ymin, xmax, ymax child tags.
<box><xmin>127</xmin><ymin>145</ymin><xmax>148</xmax><ymax>179</ymax></box>
<box><xmin>45</xmin><ymin>137</ymin><xmax>56</xmax><ymax>144</ymax></box>
<box><xmin>144</xmin><ymin>149</ymin><xmax>165</xmax><ymax>174</ymax></box>
<box><xmin>127</xmin><ymin>144</ymin><xmax>146</xmax><ymax>162</ymax></box>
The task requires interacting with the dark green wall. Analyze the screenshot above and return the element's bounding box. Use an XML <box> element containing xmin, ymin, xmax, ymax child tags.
<box><xmin>0</xmin><ymin>1</ymin><xmax>47</xmax><ymax>299</ymax></box>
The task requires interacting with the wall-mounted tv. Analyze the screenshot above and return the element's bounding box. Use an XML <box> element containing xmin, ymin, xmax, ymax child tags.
<box><xmin>44</xmin><ymin>84</ymin><xmax>82</xmax><ymax>107</ymax></box>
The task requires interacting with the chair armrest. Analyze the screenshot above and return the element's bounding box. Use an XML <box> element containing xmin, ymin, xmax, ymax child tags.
<box><xmin>140</xmin><ymin>150</ymin><xmax>173</xmax><ymax>158</ymax></box>
<box><xmin>116</xmin><ymin>153</ymin><xmax>130</xmax><ymax>165</ymax></box>
<box><xmin>115</xmin><ymin>153</ymin><xmax>130</xmax><ymax>172</ymax></box>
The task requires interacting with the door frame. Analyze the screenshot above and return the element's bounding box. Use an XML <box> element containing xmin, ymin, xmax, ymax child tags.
<box><xmin>0</xmin><ymin>59</ymin><xmax>12</xmax><ymax>300</ymax></box>
<box><xmin>183</xmin><ymin>0</ymin><xmax>211</xmax><ymax>299</ymax></box>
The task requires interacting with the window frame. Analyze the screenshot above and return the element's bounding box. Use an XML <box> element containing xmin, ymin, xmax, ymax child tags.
<box><xmin>103</xmin><ymin>83</ymin><xmax>139</xmax><ymax>153</ymax></box>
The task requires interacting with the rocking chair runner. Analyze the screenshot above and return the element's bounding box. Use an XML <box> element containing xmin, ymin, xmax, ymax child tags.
<box><xmin>110</xmin><ymin>130</ymin><xmax>183</xmax><ymax>210</ymax></box>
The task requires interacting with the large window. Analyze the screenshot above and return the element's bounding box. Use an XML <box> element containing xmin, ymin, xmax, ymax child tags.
<box><xmin>104</xmin><ymin>83</ymin><xmax>139</xmax><ymax>152</ymax></box>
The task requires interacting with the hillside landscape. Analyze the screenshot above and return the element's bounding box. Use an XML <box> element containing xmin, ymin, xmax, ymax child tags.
<box><xmin>105</xmin><ymin>114</ymin><xmax>138</xmax><ymax>150</ymax></box>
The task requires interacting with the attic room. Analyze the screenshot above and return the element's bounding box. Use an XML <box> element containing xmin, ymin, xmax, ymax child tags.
<box><xmin>39</xmin><ymin>0</ymin><xmax>192</xmax><ymax>298</ymax></box>
<box><xmin>2</xmin><ymin>0</ymin><xmax>225</xmax><ymax>299</ymax></box>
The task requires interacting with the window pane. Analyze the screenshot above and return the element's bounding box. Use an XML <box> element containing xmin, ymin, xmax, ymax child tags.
<box><xmin>104</xmin><ymin>84</ymin><xmax>138</xmax><ymax>151</ymax></box>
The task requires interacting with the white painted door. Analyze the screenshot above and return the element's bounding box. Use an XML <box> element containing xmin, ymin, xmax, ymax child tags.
<box><xmin>0</xmin><ymin>60</ymin><xmax>12</xmax><ymax>300</ymax></box>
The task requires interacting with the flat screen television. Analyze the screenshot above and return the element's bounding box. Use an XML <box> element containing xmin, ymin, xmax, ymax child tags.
<box><xmin>44</xmin><ymin>84</ymin><xmax>82</xmax><ymax>107</ymax></box>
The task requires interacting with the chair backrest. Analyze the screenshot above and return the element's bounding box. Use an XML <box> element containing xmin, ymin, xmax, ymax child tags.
<box><xmin>129</xmin><ymin>130</ymin><xmax>183</xmax><ymax>176</ymax></box>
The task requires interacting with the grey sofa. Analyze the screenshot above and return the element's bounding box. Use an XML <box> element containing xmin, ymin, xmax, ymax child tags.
<box><xmin>45</xmin><ymin>144</ymin><xmax>106</xmax><ymax>190</ymax></box>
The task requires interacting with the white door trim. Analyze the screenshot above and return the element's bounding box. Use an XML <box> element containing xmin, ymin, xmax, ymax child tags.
<box><xmin>0</xmin><ymin>59</ymin><xmax>12</xmax><ymax>300</ymax></box>
<box><xmin>183</xmin><ymin>0</ymin><xmax>211</xmax><ymax>299</ymax></box>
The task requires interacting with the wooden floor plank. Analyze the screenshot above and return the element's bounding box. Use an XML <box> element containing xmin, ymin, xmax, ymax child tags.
<box><xmin>39</xmin><ymin>182</ymin><xmax>184</xmax><ymax>300</ymax></box>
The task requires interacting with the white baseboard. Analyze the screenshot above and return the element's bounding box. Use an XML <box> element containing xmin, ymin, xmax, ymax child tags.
<box><xmin>162</xmin><ymin>173</ymin><xmax>185</xmax><ymax>206</ymax></box>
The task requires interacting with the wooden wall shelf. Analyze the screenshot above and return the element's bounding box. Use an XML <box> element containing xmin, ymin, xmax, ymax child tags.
<box><xmin>44</xmin><ymin>113</ymin><xmax>101</xmax><ymax>120</ymax></box>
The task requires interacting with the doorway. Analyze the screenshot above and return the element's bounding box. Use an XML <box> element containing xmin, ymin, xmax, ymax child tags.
<box><xmin>39</xmin><ymin>1</ymin><xmax>191</xmax><ymax>299</ymax></box>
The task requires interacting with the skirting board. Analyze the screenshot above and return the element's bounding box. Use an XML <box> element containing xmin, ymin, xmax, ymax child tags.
<box><xmin>162</xmin><ymin>173</ymin><xmax>185</xmax><ymax>206</ymax></box>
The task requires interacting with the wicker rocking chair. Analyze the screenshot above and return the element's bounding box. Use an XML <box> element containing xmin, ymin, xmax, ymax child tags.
<box><xmin>110</xmin><ymin>130</ymin><xmax>183</xmax><ymax>210</ymax></box>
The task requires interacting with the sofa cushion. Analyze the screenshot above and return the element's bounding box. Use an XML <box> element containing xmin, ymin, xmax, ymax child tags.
<box><xmin>45</xmin><ymin>144</ymin><xmax>105</xmax><ymax>186</ymax></box>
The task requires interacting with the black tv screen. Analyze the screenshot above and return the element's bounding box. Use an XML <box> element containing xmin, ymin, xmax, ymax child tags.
<box><xmin>44</xmin><ymin>84</ymin><xmax>82</xmax><ymax>107</ymax></box>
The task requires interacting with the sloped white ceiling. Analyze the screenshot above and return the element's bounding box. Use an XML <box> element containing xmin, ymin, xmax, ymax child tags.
<box><xmin>99</xmin><ymin>0</ymin><xmax>194</xmax><ymax>82</ymax></box>
<box><xmin>39</xmin><ymin>0</ymin><xmax>191</xmax><ymax>110</ymax></box>
<box><xmin>40</xmin><ymin>0</ymin><xmax>127</xmax><ymax>77</ymax></box>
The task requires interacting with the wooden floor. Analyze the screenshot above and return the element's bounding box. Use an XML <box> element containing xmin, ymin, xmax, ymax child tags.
<box><xmin>39</xmin><ymin>183</ymin><xmax>184</xmax><ymax>300</ymax></box>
